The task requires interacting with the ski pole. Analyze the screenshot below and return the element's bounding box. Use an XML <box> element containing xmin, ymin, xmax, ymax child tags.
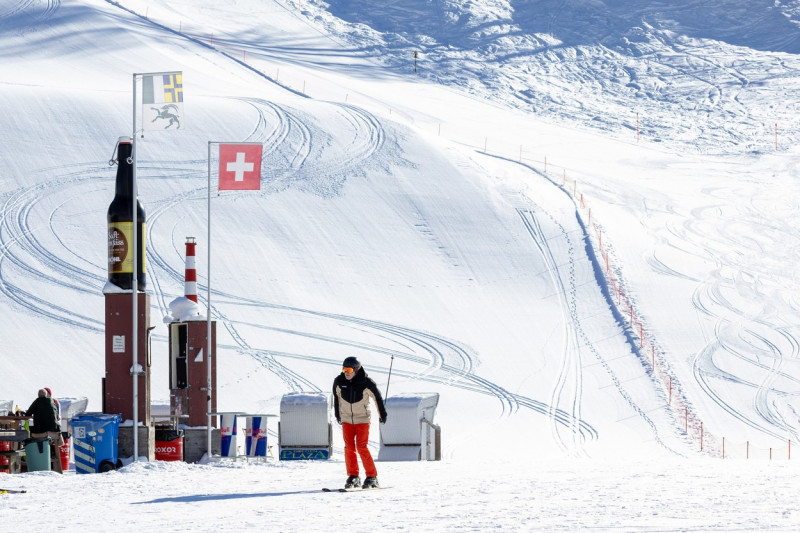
<box><xmin>385</xmin><ymin>354</ymin><xmax>394</xmax><ymax>398</ymax></box>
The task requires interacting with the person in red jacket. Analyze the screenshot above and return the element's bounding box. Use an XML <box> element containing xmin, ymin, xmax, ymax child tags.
<box><xmin>332</xmin><ymin>356</ymin><xmax>387</xmax><ymax>489</ymax></box>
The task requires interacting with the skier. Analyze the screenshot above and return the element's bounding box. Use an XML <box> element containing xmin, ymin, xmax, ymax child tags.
<box><xmin>332</xmin><ymin>356</ymin><xmax>388</xmax><ymax>489</ymax></box>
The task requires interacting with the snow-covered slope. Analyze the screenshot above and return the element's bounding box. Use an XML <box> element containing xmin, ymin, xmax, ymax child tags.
<box><xmin>5</xmin><ymin>0</ymin><xmax>800</xmax><ymax>529</ymax></box>
<box><xmin>312</xmin><ymin>0</ymin><xmax>800</xmax><ymax>154</ymax></box>
<box><xmin>4</xmin><ymin>2</ymin><xmax>800</xmax><ymax>526</ymax></box>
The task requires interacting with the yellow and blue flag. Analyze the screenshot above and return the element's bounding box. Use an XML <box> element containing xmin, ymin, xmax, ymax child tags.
<box><xmin>142</xmin><ymin>72</ymin><xmax>184</xmax><ymax>131</ymax></box>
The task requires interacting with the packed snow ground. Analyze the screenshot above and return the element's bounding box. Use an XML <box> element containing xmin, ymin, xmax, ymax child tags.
<box><xmin>5</xmin><ymin>458</ymin><xmax>800</xmax><ymax>531</ymax></box>
<box><xmin>2</xmin><ymin>0</ymin><xmax>800</xmax><ymax>530</ymax></box>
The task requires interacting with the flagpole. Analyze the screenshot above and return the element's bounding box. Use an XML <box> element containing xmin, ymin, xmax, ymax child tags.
<box><xmin>207</xmin><ymin>141</ymin><xmax>212</xmax><ymax>461</ymax></box>
<box><xmin>131</xmin><ymin>73</ymin><xmax>139</xmax><ymax>462</ymax></box>
<box><xmin>205</xmin><ymin>141</ymin><xmax>261</xmax><ymax>460</ymax></box>
<box><xmin>129</xmin><ymin>69</ymin><xmax>182</xmax><ymax>463</ymax></box>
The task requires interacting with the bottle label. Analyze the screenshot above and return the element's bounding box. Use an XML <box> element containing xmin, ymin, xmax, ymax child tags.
<box><xmin>108</xmin><ymin>222</ymin><xmax>146</xmax><ymax>274</ymax></box>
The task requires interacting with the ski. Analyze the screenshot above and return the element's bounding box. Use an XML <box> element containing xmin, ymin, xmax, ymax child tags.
<box><xmin>322</xmin><ymin>486</ymin><xmax>387</xmax><ymax>492</ymax></box>
<box><xmin>0</xmin><ymin>488</ymin><xmax>27</xmax><ymax>494</ymax></box>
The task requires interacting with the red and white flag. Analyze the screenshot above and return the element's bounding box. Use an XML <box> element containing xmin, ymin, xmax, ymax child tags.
<box><xmin>218</xmin><ymin>143</ymin><xmax>262</xmax><ymax>190</ymax></box>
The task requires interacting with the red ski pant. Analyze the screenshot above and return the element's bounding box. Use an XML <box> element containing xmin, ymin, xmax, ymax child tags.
<box><xmin>342</xmin><ymin>422</ymin><xmax>377</xmax><ymax>478</ymax></box>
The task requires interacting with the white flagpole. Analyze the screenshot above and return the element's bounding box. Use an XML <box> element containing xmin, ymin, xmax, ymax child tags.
<box><xmin>204</xmin><ymin>141</ymin><xmax>261</xmax><ymax>460</ymax></box>
<box><xmin>131</xmin><ymin>73</ymin><xmax>139</xmax><ymax>462</ymax></box>
<box><xmin>131</xmin><ymin>69</ymin><xmax>181</xmax><ymax>462</ymax></box>
<box><xmin>207</xmin><ymin>141</ymin><xmax>213</xmax><ymax>460</ymax></box>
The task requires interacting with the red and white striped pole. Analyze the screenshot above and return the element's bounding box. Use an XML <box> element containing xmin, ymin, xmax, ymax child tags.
<box><xmin>184</xmin><ymin>237</ymin><xmax>198</xmax><ymax>302</ymax></box>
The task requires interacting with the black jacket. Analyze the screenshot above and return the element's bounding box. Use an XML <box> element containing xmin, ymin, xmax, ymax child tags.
<box><xmin>26</xmin><ymin>396</ymin><xmax>60</xmax><ymax>434</ymax></box>
<box><xmin>333</xmin><ymin>367</ymin><xmax>387</xmax><ymax>425</ymax></box>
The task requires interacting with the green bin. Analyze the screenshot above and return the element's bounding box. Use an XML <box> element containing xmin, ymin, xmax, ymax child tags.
<box><xmin>25</xmin><ymin>437</ymin><xmax>52</xmax><ymax>472</ymax></box>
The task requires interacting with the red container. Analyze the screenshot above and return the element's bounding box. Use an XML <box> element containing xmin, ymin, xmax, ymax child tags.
<box><xmin>155</xmin><ymin>437</ymin><xmax>184</xmax><ymax>461</ymax></box>
<box><xmin>59</xmin><ymin>437</ymin><xmax>70</xmax><ymax>471</ymax></box>
<box><xmin>0</xmin><ymin>440</ymin><xmax>10</xmax><ymax>472</ymax></box>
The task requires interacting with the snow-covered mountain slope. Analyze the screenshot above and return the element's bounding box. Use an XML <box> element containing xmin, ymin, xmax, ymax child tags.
<box><xmin>3</xmin><ymin>0</ymin><xmax>800</xmax><ymax>464</ymax></box>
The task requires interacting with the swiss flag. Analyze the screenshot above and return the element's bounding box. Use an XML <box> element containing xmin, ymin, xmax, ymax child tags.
<box><xmin>219</xmin><ymin>143</ymin><xmax>262</xmax><ymax>190</ymax></box>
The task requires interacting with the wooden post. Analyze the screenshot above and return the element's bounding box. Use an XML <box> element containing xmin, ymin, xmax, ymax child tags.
<box><xmin>668</xmin><ymin>376</ymin><xmax>672</xmax><ymax>404</ymax></box>
<box><xmin>700</xmin><ymin>422</ymin><xmax>704</xmax><ymax>452</ymax></box>
<box><xmin>746</xmin><ymin>440</ymin><xmax>749</xmax><ymax>459</ymax></box>
<box><xmin>722</xmin><ymin>437</ymin><xmax>725</xmax><ymax>459</ymax></box>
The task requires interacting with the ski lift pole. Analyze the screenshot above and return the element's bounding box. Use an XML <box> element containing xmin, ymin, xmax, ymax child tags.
<box><xmin>385</xmin><ymin>354</ymin><xmax>394</xmax><ymax>399</ymax></box>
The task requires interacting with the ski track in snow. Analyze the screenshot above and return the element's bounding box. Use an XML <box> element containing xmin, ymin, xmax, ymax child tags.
<box><xmin>0</xmin><ymin>0</ymin><xmax>60</xmax><ymax>35</ymax></box>
<box><xmin>0</xmin><ymin>167</ymin><xmax>107</xmax><ymax>331</ymax></box>
<box><xmin>151</xmin><ymin>208</ymin><xmax>601</xmax><ymax>441</ymax></box>
<box><xmin>646</xmin><ymin>182</ymin><xmax>800</xmax><ymax>441</ymax></box>
<box><xmin>516</xmin><ymin>198</ymin><xmax>670</xmax><ymax>454</ymax></box>
<box><xmin>151</xmin><ymin>188</ymin><xmax>601</xmax><ymax>441</ymax></box>
<box><xmin>517</xmin><ymin>207</ymin><xmax>588</xmax><ymax>454</ymax></box>
<box><xmin>0</xmin><ymin>100</ymin><xmax>603</xmax><ymax>449</ymax></box>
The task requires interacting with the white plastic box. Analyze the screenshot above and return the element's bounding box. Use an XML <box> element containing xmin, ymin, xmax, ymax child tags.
<box><xmin>278</xmin><ymin>392</ymin><xmax>332</xmax><ymax>460</ymax></box>
<box><xmin>58</xmin><ymin>397</ymin><xmax>89</xmax><ymax>421</ymax></box>
<box><xmin>378</xmin><ymin>393</ymin><xmax>440</xmax><ymax>461</ymax></box>
<box><xmin>0</xmin><ymin>400</ymin><xmax>13</xmax><ymax>414</ymax></box>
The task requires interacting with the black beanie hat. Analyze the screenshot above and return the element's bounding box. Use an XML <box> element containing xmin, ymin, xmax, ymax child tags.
<box><xmin>343</xmin><ymin>356</ymin><xmax>361</xmax><ymax>368</ymax></box>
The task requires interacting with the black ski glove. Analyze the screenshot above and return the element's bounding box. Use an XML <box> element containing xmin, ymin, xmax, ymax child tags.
<box><xmin>379</xmin><ymin>413</ymin><xmax>387</xmax><ymax>424</ymax></box>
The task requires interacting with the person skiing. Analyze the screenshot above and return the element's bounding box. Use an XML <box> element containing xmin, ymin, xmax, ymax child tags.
<box><xmin>333</xmin><ymin>356</ymin><xmax>388</xmax><ymax>489</ymax></box>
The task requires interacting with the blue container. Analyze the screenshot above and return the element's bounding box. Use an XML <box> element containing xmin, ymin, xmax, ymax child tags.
<box><xmin>71</xmin><ymin>413</ymin><xmax>121</xmax><ymax>474</ymax></box>
<box><xmin>219</xmin><ymin>413</ymin><xmax>240</xmax><ymax>457</ymax></box>
<box><xmin>246</xmin><ymin>416</ymin><xmax>268</xmax><ymax>457</ymax></box>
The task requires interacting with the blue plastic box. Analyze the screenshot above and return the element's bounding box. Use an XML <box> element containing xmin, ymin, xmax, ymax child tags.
<box><xmin>71</xmin><ymin>413</ymin><xmax>121</xmax><ymax>474</ymax></box>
